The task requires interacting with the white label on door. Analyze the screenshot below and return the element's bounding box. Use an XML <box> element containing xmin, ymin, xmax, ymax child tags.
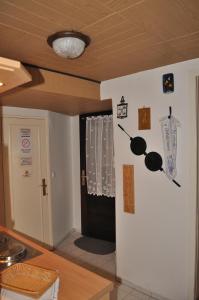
<box><xmin>19</xmin><ymin>128</ymin><xmax>32</xmax><ymax>166</ymax></box>
<box><xmin>20</xmin><ymin>157</ymin><xmax>32</xmax><ymax>166</ymax></box>
<box><xmin>20</xmin><ymin>128</ymin><xmax>32</xmax><ymax>154</ymax></box>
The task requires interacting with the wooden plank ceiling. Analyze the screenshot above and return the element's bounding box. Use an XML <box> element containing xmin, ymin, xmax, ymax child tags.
<box><xmin>0</xmin><ymin>0</ymin><xmax>199</xmax><ymax>82</ymax></box>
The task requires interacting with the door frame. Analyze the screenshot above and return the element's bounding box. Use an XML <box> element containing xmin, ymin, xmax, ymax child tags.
<box><xmin>1</xmin><ymin>114</ymin><xmax>53</xmax><ymax>246</ymax></box>
<box><xmin>0</xmin><ymin>108</ymin><xmax>5</xmax><ymax>226</ymax></box>
<box><xmin>195</xmin><ymin>76</ymin><xmax>199</xmax><ymax>300</ymax></box>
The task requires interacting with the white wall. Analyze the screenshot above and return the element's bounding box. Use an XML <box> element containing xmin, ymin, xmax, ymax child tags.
<box><xmin>48</xmin><ymin>111</ymin><xmax>74</xmax><ymax>246</ymax></box>
<box><xmin>70</xmin><ymin>116</ymin><xmax>81</xmax><ymax>232</ymax></box>
<box><xmin>101</xmin><ymin>59</ymin><xmax>199</xmax><ymax>300</ymax></box>
<box><xmin>49</xmin><ymin>114</ymin><xmax>81</xmax><ymax>237</ymax></box>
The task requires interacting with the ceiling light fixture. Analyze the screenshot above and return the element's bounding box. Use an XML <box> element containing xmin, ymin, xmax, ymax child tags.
<box><xmin>47</xmin><ymin>31</ymin><xmax>91</xmax><ymax>59</ymax></box>
<box><xmin>0</xmin><ymin>82</ymin><xmax>4</xmax><ymax>87</ymax></box>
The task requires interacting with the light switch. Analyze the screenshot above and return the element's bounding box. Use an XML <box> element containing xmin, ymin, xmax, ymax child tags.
<box><xmin>51</xmin><ymin>171</ymin><xmax>56</xmax><ymax>178</ymax></box>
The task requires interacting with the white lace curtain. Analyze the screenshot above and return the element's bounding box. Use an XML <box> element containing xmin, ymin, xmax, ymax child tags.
<box><xmin>86</xmin><ymin>115</ymin><xmax>115</xmax><ymax>197</ymax></box>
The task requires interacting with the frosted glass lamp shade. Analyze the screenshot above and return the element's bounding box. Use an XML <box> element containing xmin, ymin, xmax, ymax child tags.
<box><xmin>47</xmin><ymin>31</ymin><xmax>90</xmax><ymax>59</ymax></box>
<box><xmin>52</xmin><ymin>37</ymin><xmax>85</xmax><ymax>59</ymax></box>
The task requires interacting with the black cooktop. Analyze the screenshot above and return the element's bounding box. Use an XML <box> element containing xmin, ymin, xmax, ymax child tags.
<box><xmin>0</xmin><ymin>231</ymin><xmax>42</xmax><ymax>271</ymax></box>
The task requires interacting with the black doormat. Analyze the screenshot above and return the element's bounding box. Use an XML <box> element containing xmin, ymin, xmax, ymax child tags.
<box><xmin>74</xmin><ymin>236</ymin><xmax>115</xmax><ymax>255</ymax></box>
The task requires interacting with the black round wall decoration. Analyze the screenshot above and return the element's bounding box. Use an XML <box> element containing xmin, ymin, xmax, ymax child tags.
<box><xmin>130</xmin><ymin>137</ymin><xmax>146</xmax><ymax>156</ymax></box>
<box><xmin>144</xmin><ymin>152</ymin><xmax>162</xmax><ymax>172</ymax></box>
<box><xmin>118</xmin><ymin>124</ymin><xmax>180</xmax><ymax>187</ymax></box>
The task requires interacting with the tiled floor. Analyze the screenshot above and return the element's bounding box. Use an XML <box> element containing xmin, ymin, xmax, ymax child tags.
<box><xmin>54</xmin><ymin>230</ymin><xmax>158</xmax><ymax>300</ymax></box>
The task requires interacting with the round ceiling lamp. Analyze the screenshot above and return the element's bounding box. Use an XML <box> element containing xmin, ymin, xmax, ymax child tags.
<box><xmin>47</xmin><ymin>31</ymin><xmax>91</xmax><ymax>59</ymax></box>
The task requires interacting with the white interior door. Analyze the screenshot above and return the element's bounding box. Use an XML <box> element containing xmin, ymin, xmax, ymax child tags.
<box><xmin>2</xmin><ymin>117</ymin><xmax>51</xmax><ymax>245</ymax></box>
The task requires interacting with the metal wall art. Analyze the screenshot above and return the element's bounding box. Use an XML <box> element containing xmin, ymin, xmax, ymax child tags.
<box><xmin>118</xmin><ymin>124</ymin><xmax>181</xmax><ymax>187</ymax></box>
<box><xmin>117</xmin><ymin>96</ymin><xmax>128</xmax><ymax>119</ymax></box>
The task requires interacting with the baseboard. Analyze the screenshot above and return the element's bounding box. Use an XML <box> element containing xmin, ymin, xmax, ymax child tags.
<box><xmin>72</xmin><ymin>227</ymin><xmax>81</xmax><ymax>234</ymax></box>
<box><xmin>71</xmin><ymin>228</ymin><xmax>81</xmax><ymax>234</ymax></box>
<box><xmin>53</xmin><ymin>228</ymin><xmax>75</xmax><ymax>248</ymax></box>
<box><xmin>119</xmin><ymin>278</ymin><xmax>171</xmax><ymax>300</ymax></box>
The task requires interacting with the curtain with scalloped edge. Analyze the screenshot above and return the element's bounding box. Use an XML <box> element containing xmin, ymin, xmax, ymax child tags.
<box><xmin>86</xmin><ymin>115</ymin><xmax>115</xmax><ymax>197</ymax></box>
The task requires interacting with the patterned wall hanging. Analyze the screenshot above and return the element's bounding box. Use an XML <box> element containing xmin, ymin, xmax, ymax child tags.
<box><xmin>123</xmin><ymin>165</ymin><xmax>135</xmax><ymax>214</ymax></box>
<box><xmin>160</xmin><ymin>106</ymin><xmax>180</xmax><ymax>183</ymax></box>
<box><xmin>163</xmin><ymin>73</ymin><xmax>174</xmax><ymax>93</ymax></box>
<box><xmin>118</xmin><ymin>124</ymin><xmax>181</xmax><ymax>187</ymax></box>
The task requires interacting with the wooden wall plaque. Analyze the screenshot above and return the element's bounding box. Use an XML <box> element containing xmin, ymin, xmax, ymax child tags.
<box><xmin>138</xmin><ymin>107</ymin><xmax>151</xmax><ymax>130</ymax></box>
<box><xmin>123</xmin><ymin>165</ymin><xmax>135</xmax><ymax>214</ymax></box>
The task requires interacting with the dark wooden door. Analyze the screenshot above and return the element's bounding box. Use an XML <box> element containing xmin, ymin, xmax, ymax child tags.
<box><xmin>80</xmin><ymin>111</ymin><xmax>115</xmax><ymax>242</ymax></box>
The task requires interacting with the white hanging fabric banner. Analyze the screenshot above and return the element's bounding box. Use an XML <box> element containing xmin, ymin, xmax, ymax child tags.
<box><xmin>86</xmin><ymin>115</ymin><xmax>115</xmax><ymax>197</ymax></box>
<box><xmin>160</xmin><ymin>115</ymin><xmax>180</xmax><ymax>180</ymax></box>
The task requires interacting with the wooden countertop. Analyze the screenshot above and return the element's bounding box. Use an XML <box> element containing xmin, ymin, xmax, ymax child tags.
<box><xmin>0</xmin><ymin>226</ymin><xmax>114</xmax><ymax>300</ymax></box>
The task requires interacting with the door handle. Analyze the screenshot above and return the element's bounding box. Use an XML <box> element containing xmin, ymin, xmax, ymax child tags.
<box><xmin>41</xmin><ymin>178</ymin><xmax>47</xmax><ymax>196</ymax></box>
<box><xmin>81</xmin><ymin>169</ymin><xmax>87</xmax><ymax>186</ymax></box>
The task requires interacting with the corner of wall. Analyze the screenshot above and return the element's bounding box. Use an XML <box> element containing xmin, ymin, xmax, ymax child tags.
<box><xmin>70</xmin><ymin>116</ymin><xmax>81</xmax><ymax>232</ymax></box>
